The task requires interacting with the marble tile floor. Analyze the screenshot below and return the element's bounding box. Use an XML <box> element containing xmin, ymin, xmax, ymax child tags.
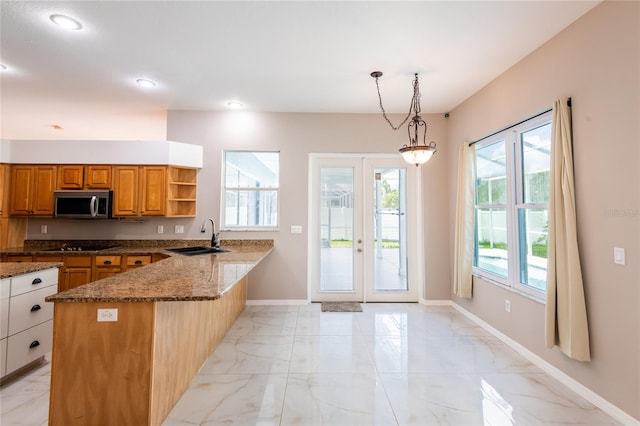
<box><xmin>0</xmin><ymin>303</ymin><xmax>621</xmax><ymax>425</ymax></box>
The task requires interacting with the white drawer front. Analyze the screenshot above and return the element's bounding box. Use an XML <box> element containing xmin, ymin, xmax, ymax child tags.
<box><xmin>10</xmin><ymin>268</ymin><xmax>58</xmax><ymax>297</ymax></box>
<box><xmin>0</xmin><ymin>297</ymin><xmax>9</xmax><ymax>340</ymax></box>
<box><xmin>8</xmin><ymin>285</ymin><xmax>56</xmax><ymax>336</ymax></box>
<box><xmin>5</xmin><ymin>320</ymin><xmax>52</xmax><ymax>375</ymax></box>
<box><xmin>1</xmin><ymin>278</ymin><xmax>9</xmax><ymax>300</ymax></box>
<box><xmin>0</xmin><ymin>338</ymin><xmax>6</xmax><ymax>377</ymax></box>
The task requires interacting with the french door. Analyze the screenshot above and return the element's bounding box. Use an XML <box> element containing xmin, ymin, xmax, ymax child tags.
<box><xmin>309</xmin><ymin>155</ymin><xmax>420</xmax><ymax>302</ymax></box>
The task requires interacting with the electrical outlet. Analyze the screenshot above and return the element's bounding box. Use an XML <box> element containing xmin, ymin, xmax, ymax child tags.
<box><xmin>291</xmin><ymin>225</ymin><xmax>302</xmax><ymax>234</ymax></box>
<box><xmin>40</xmin><ymin>225</ymin><xmax>48</xmax><ymax>234</ymax></box>
<box><xmin>175</xmin><ymin>225</ymin><xmax>184</xmax><ymax>234</ymax></box>
<box><xmin>505</xmin><ymin>299</ymin><xmax>511</xmax><ymax>313</ymax></box>
<box><xmin>157</xmin><ymin>225</ymin><xmax>164</xmax><ymax>234</ymax></box>
<box><xmin>97</xmin><ymin>308</ymin><xmax>118</xmax><ymax>322</ymax></box>
<box><xmin>614</xmin><ymin>247</ymin><xmax>625</xmax><ymax>265</ymax></box>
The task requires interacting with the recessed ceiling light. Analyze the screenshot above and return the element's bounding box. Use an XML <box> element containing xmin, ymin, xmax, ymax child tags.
<box><xmin>49</xmin><ymin>14</ymin><xmax>83</xmax><ymax>31</ymax></box>
<box><xmin>226</xmin><ymin>101</ymin><xmax>244</xmax><ymax>109</ymax></box>
<box><xmin>136</xmin><ymin>78</ymin><xmax>157</xmax><ymax>88</ymax></box>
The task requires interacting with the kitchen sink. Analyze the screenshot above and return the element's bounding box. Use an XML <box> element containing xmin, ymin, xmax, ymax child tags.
<box><xmin>165</xmin><ymin>246</ymin><xmax>231</xmax><ymax>256</ymax></box>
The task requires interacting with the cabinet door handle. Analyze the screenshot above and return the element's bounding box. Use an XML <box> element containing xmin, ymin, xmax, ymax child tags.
<box><xmin>103</xmin><ymin>260</ymin><xmax>112</xmax><ymax>265</ymax></box>
<box><xmin>134</xmin><ymin>260</ymin><xmax>143</xmax><ymax>265</ymax></box>
<box><xmin>29</xmin><ymin>340</ymin><xmax>40</xmax><ymax>349</ymax></box>
<box><xmin>32</xmin><ymin>278</ymin><xmax>42</xmax><ymax>285</ymax></box>
<box><xmin>30</xmin><ymin>304</ymin><xmax>41</xmax><ymax>312</ymax></box>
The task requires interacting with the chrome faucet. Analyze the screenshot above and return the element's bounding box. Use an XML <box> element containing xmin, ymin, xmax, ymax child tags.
<box><xmin>200</xmin><ymin>218</ymin><xmax>219</xmax><ymax>248</ymax></box>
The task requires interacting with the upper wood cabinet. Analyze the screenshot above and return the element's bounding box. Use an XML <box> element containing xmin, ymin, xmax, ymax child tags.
<box><xmin>0</xmin><ymin>164</ymin><xmax>10</xmax><ymax>217</ymax></box>
<box><xmin>8</xmin><ymin>165</ymin><xmax>57</xmax><ymax>216</ymax></box>
<box><xmin>112</xmin><ymin>166</ymin><xmax>139</xmax><ymax>216</ymax></box>
<box><xmin>85</xmin><ymin>166</ymin><xmax>111</xmax><ymax>189</ymax></box>
<box><xmin>141</xmin><ymin>166</ymin><xmax>167</xmax><ymax>216</ymax></box>
<box><xmin>57</xmin><ymin>165</ymin><xmax>83</xmax><ymax>189</ymax></box>
<box><xmin>58</xmin><ymin>165</ymin><xmax>111</xmax><ymax>190</ymax></box>
<box><xmin>112</xmin><ymin>166</ymin><xmax>166</xmax><ymax>217</ymax></box>
<box><xmin>5</xmin><ymin>163</ymin><xmax>197</xmax><ymax>218</ymax></box>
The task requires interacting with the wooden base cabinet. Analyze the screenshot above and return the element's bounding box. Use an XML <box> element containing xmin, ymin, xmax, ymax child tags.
<box><xmin>49</xmin><ymin>276</ymin><xmax>247</xmax><ymax>425</ymax></box>
<box><xmin>92</xmin><ymin>255</ymin><xmax>122</xmax><ymax>280</ymax></box>
<box><xmin>124</xmin><ymin>255</ymin><xmax>151</xmax><ymax>271</ymax></box>
<box><xmin>60</xmin><ymin>256</ymin><xmax>92</xmax><ymax>292</ymax></box>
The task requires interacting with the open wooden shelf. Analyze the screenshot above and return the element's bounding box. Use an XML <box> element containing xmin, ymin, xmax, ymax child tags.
<box><xmin>167</xmin><ymin>166</ymin><xmax>197</xmax><ymax>217</ymax></box>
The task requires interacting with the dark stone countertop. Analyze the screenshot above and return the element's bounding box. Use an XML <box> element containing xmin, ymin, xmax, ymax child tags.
<box><xmin>2</xmin><ymin>239</ymin><xmax>273</xmax><ymax>303</ymax></box>
<box><xmin>1</xmin><ymin>262</ymin><xmax>63</xmax><ymax>279</ymax></box>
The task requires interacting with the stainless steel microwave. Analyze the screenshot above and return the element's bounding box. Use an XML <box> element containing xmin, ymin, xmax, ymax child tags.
<box><xmin>53</xmin><ymin>190</ymin><xmax>113</xmax><ymax>219</ymax></box>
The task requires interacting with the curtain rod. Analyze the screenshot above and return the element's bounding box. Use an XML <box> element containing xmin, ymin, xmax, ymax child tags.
<box><xmin>468</xmin><ymin>97</ymin><xmax>571</xmax><ymax>146</ymax></box>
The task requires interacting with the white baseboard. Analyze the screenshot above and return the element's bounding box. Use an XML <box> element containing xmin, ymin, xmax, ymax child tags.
<box><xmin>450</xmin><ymin>302</ymin><xmax>639</xmax><ymax>426</ymax></box>
<box><xmin>420</xmin><ymin>299</ymin><xmax>453</xmax><ymax>306</ymax></box>
<box><xmin>246</xmin><ymin>299</ymin><xmax>309</xmax><ymax>306</ymax></box>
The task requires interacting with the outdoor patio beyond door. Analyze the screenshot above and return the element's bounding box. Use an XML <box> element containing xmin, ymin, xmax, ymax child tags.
<box><xmin>309</xmin><ymin>156</ymin><xmax>419</xmax><ymax>302</ymax></box>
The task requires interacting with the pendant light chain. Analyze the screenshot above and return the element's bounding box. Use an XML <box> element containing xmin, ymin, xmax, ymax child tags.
<box><xmin>373</xmin><ymin>74</ymin><xmax>420</xmax><ymax>131</ymax></box>
<box><xmin>370</xmin><ymin>70</ymin><xmax>436</xmax><ymax>166</ymax></box>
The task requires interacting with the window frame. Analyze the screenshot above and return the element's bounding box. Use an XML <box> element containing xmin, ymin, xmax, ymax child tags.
<box><xmin>473</xmin><ymin>111</ymin><xmax>552</xmax><ymax>300</ymax></box>
<box><xmin>220</xmin><ymin>150</ymin><xmax>280</xmax><ymax>231</ymax></box>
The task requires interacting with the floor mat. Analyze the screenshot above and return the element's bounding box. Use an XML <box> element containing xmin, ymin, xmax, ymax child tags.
<box><xmin>321</xmin><ymin>302</ymin><xmax>362</xmax><ymax>312</ymax></box>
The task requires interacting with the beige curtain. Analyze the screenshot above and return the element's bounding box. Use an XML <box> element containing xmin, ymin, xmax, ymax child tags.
<box><xmin>545</xmin><ymin>98</ymin><xmax>591</xmax><ymax>361</ymax></box>
<box><xmin>453</xmin><ymin>142</ymin><xmax>475</xmax><ymax>298</ymax></box>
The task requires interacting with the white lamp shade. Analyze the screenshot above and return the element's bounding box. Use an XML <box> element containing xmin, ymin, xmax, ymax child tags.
<box><xmin>399</xmin><ymin>145</ymin><xmax>436</xmax><ymax>166</ymax></box>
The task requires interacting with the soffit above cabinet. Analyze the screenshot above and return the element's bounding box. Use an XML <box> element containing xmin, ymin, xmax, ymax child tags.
<box><xmin>0</xmin><ymin>140</ymin><xmax>202</xmax><ymax>168</ymax></box>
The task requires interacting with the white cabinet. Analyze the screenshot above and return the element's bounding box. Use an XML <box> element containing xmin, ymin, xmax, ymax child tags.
<box><xmin>0</xmin><ymin>278</ymin><xmax>9</xmax><ymax>378</ymax></box>
<box><xmin>1</xmin><ymin>278</ymin><xmax>9</xmax><ymax>339</ymax></box>
<box><xmin>0</xmin><ymin>268</ymin><xmax>57</xmax><ymax>378</ymax></box>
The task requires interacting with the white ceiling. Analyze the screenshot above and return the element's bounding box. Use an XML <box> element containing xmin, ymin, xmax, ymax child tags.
<box><xmin>0</xmin><ymin>1</ymin><xmax>600</xmax><ymax>135</ymax></box>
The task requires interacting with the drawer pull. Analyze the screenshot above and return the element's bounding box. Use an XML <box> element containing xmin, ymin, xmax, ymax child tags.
<box><xmin>29</xmin><ymin>340</ymin><xmax>40</xmax><ymax>349</ymax></box>
<box><xmin>30</xmin><ymin>304</ymin><xmax>42</xmax><ymax>312</ymax></box>
<box><xmin>134</xmin><ymin>260</ymin><xmax>143</xmax><ymax>265</ymax></box>
<box><xmin>32</xmin><ymin>278</ymin><xmax>42</xmax><ymax>285</ymax></box>
<box><xmin>103</xmin><ymin>260</ymin><xmax>112</xmax><ymax>265</ymax></box>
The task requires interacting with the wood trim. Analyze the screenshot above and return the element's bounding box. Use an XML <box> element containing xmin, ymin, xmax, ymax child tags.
<box><xmin>149</xmin><ymin>277</ymin><xmax>247</xmax><ymax>424</ymax></box>
<box><xmin>49</xmin><ymin>302</ymin><xmax>155</xmax><ymax>425</ymax></box>
<box><xmin>48</xmin><ymin>277</ymin><xmax>248</xmax><ymax>425</ymax></box>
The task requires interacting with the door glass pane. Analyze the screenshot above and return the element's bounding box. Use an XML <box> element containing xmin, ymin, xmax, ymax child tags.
<box><xmin>320</xmin><ymin>167</ymin><xmax>354</xmax><ymax>291</ymax></box>
<box><xmin>373</xmin><ymin>168</ymin><xmax>408</xmax><ymax>291</ymax></box>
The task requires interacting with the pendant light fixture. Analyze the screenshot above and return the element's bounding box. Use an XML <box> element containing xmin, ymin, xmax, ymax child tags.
<box><xmin>371</xmin><ymin>71</ymin><xmax>436</xmax><ymax>166</ymax></box>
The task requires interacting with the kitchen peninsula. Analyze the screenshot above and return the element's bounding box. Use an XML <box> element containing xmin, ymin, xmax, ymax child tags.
<box><xmin>42</xmin><ymin>240</ymin><xmax>273</xmax><ymax>426</ymax></box>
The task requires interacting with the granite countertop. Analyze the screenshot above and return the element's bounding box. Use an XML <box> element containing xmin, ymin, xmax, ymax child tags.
<box><xmin>0</xmin><ymin>262</ymin><xmax>64</xmax><ymax>279</ymax></box>
<box><xmin>1</xmin><ymin>239</ymin><xmax>273</xmax><ymax>303</ymax></box>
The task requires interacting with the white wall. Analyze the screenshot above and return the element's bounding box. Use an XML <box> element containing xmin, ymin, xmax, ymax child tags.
<box><xmin>165</xmin><ymin>111</ymin><xmax>449</xmax><ymax>301</ymax></box>
<box><xmin>447</xmin><ymin>1</ymin><xmax>639</xmax><ymax>420</ymax></box>
<box><xmin>24</xmin><ymin>112</ymin><xmax>450</xmax><ymax>302</ymax></box>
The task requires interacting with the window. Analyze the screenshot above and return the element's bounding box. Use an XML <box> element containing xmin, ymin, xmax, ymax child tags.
<box><xmin>222</xmin><ymin>151</ymin><xmax>279</xmax><ymax>229</ymax></box>
<box><xmin>473</xmin><ymin>112</ymin><xmax>551</xmax><ymax>298</ymax></box>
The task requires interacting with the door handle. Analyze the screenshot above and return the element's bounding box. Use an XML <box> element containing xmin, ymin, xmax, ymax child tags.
<box><xmin>357</xmin><ymin>248</ymin><xmax>362</xmax><ymax>253</ymax></box>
